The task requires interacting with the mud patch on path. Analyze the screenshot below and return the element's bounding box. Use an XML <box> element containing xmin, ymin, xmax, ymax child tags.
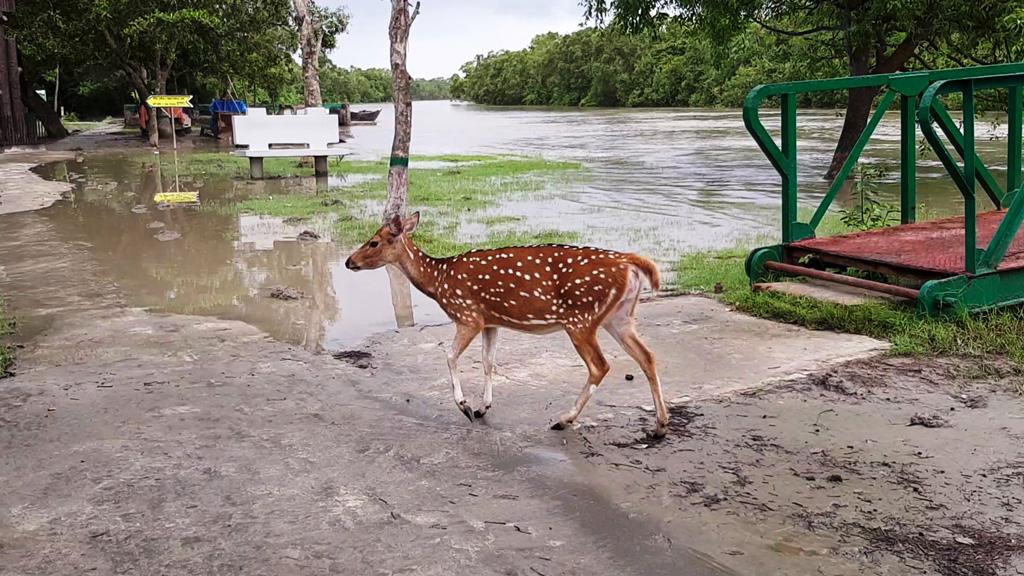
<box><xmin>571</xmin><ymin>356</ymin><xmax>1024</xmax><ymax>575</ymax></box>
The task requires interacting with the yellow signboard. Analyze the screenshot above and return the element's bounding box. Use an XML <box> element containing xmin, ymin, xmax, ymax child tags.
<box><xmin>146</xmin><ymin>95</ymin><xmax>193</xmax><ymax>108</ymax></box>
<box><xmin>154</xmin><ymin>191</ymin><xmax>199</xmax><ymax>205</ymax></box>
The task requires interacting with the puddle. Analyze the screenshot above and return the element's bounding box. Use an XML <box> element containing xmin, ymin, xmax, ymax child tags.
<box><xmin>0</xmin><ymin>103</ymin><xmax>1011</xmax><ymax>353</ymax></box>
<box><xmin>0</xmin><ymin>154</ymin><xmax>445</xmax><ymax>351</ymax></box>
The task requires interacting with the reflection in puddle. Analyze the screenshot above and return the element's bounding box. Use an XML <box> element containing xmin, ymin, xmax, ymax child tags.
<box><xmin>0</xmin><ymin>103</ymin><xmax>1011</xmax><ymax>353</ymax></box>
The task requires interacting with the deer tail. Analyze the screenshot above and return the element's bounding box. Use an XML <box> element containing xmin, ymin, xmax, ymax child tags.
<box><xmin>625</xmin><ymin>254</ymin><xmax>661</xmax><ymax>293</ymax></box>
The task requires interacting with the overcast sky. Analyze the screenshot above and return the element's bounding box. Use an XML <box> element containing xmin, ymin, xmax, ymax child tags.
<box><xmin>321</xmin><ymin>0</ymin><xmax>587</xmax><ymax>78</ymax></box>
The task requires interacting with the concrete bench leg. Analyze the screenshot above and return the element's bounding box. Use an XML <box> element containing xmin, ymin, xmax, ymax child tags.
<box><xmin>314</xmin><ymin>156</ymin><xmax>328</xmax><ymax>177</ymax></box>
<box><xmin>249</xmin><ymin>157</ymin><xmax>264</xmax><ymax>179</ymax></box>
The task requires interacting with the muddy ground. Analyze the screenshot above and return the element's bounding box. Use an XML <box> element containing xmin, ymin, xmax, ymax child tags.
<box><xmin>2</xmin><ymin>294</ymin><xmax>1022</xmax><ymax>575</ymax></box>
<box><xmin>1</xmin><ymin>133</ymin><xmax>1023</xmax><ymax>575</ymax></box>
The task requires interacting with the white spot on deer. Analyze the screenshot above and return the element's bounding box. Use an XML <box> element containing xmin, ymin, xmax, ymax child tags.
<box><xmin>455</xmin><ymin>289</ymin><xmax>463</xmax><ymax>296</ymax></box>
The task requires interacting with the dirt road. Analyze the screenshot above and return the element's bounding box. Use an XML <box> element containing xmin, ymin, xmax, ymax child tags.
<box><xmin>3</xmin><ymin>292</ymin><xmax>1022</xmax><ymax>575</ymax></box>
<box><xmin>1</xmin><ymin>143</ymin><xmax>1022</xmax><ymax>575</ymax></box>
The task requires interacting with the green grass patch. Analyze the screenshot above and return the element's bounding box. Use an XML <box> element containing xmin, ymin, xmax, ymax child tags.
<box><xmin>150</xmin><ymin>152</ymin><xmax>579</xmax><ymax>181</ymax></box>
<box><xmin>476</xmin><ymin>214</ymin><xmax>525</xmax><ymax>226</ymax></box>
<box><xmin>0</xmin><ymin>298</ymin><xmax>14</xmax><ymax>377</ymax></box>
<box><xmin>213</xmin><ymin>153</ymin><xmax>584</xmax><ymax>255</ymax></box>
<box><xmin>674</xmin><ymin>245</ymin><xmax>1024</xmax><ymax>362</ymax></box>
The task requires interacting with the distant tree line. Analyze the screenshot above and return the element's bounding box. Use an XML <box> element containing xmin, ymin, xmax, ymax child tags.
<box><xmin>453</xmin><ymin>21</ymin><xmax>1024</xmax><ymax>111</ymax></box>
<box><xmin>451</xmin><ymin>24</ymin><xmax>847</xmax><ymax>108</ymax></box>
<box><xmin>8</xmin><ymin>0</ymin><xmax>450</xmax><ymax>127</ymax></box>
<box><xmin>319</xmin><ymin>64</ymin><xmax>452</xmax><ymax>103</ymax></box>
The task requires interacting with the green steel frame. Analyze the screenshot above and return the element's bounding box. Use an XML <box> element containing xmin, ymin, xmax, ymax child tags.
<box><xmin>743</xmin><ymin>63</ymin><xmax>1024</xmax><ymax>316</ymax></box>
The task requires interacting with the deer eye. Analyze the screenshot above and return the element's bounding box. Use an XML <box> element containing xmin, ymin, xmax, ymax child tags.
<box><xmin>368</xmin><ymin>240</ymin><xmax>380</xmax><ymax>248</ymax></box>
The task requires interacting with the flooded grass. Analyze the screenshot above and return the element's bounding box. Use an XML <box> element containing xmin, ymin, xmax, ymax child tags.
<box><xmin>214</xmin><ymin>154</ymin><xmax>582</xmax><ymax>256</ymax></box>
<box><xmin>674</xmin><ymin>244</ymin><xmax>1024</xmax><ymax>362</ymax></box>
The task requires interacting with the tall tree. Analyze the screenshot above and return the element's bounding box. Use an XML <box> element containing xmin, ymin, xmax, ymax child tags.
<box><xmin>383</xmin><ymin>0</ymin><xmax>419</xmax><ymax>220</ymax></box>
<box><xmin>383</xmin><ymin>0</ymin><xmax>419</xmax><ymax>329</ymax></box>
<box><xmin>292</xmin><ymin>0</ymin><xmax>348</xmax><ymax>107</ymax></box>
<box><xmin>10</xmin><ymin>0</ymin><xmax>294</xmax><ymax>141</ymax></box>
<box><xmin>583</xmin><ymin>0</ymin><xmax>1018</xmax><ymax>179</ymax></box>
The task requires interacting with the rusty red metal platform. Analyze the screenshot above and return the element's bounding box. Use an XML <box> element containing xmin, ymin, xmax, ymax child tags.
<box><xmin>788</xmin><ymin>211</ymin><xmax>1024</xmax><ymax>280</ymax></box>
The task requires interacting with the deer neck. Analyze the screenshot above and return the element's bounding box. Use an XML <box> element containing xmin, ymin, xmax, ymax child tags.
<box><xmin>394</xmin><ymin>236</ymin><xmax>444</xmax><ymax>299</ymax></box>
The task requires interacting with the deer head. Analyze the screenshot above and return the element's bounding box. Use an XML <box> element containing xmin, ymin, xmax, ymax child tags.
<box><xmin>345</xmin><ymin>211</ymin><xmax>420</xmax><ymax>271</ymax></box>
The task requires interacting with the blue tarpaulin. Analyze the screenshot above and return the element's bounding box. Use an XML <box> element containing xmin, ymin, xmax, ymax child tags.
<box><xmin>210</xmin><ymin>99</ymin><xmax>247</xmax><ymax>114</ymax></box>
<box><xmin>207</xmin><ymin>99</ymin><xmax>247</xmax><ymax>135</ymax></box>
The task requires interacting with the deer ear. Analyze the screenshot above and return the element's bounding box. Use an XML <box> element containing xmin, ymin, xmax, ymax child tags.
<box><xmin>387</xmin><ymin>214</ymin><xmax>403</xmax><ymax>235</ymax></box>
<box><xmin>402</xmin><ymin>211</ymin><xmax>420</xmax><ymax>235</ymax></box>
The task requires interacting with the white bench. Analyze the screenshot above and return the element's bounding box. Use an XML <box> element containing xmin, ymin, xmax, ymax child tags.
<box><xmin>231</xmin><ymin>107</ymin><xmax>350</xmax><ymax>178</ymax></box>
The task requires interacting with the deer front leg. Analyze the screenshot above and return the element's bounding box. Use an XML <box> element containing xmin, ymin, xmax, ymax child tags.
<box><xmin>552</xmin><ymin>329</ymin><xmax>609</xmax><ymax>431</ymax></box>
<box><xmin>447</xmin><ymin>322</ymin><xmax>481</xmax><ymax>422</ymax></box>
<box><xmin>474</xmin><ymin>327</ymin><xmax>498</xmax><ymax>419</ymax></box>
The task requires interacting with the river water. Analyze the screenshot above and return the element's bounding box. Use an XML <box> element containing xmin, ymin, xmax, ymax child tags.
<box><xmin>0</xmin><ymin>101</ymin><xmax>1010</xmax><ymax>351</ymax></box>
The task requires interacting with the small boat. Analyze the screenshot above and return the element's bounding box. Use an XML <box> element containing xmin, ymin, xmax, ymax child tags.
<box><xmin>350</xmin><ymin>109</ymin><xmax>381</xmax><ymax>122</ymax></box>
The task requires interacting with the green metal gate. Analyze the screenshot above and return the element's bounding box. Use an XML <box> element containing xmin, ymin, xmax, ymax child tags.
<box><xmin>744</xmin><ymin>63</ymin><xmax>1024</xmax><ymax>316</ymax></box>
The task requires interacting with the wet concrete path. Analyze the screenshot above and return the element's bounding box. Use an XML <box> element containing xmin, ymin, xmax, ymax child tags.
<box><xmin>0</xmin><ymin>144</ymin><xmax>902</xmax><ymax>575</ymax></box>
<box><xmin>0</xmin><ymin>307</ymin><xmax>741</xmax><ymax>576</ymax></box>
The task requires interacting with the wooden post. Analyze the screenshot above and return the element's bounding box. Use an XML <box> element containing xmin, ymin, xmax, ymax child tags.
<box><xmin>6</xmin><ymin>37</ymin><xmax>26</xmax><ymax>143</ymax></box>
<box><xmin>313</xmin><ymin>156</ymin><xmax>328</xmax><ymax>177</ymax></box>
<box><xmin>0</xmin><ymin>26</ymin><xmax>11</xmax><ymax>147</ymax></box>
<box><xmin>250</xmin><ymin>157</ymin><xmax>264</xmax><ymax>179</ymax></box>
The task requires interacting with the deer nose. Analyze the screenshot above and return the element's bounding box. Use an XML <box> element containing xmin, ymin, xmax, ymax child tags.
<box><xmin>345</xmin><ymin>257</ymin><xmax>360</xmax><ymax>271</ymax></box>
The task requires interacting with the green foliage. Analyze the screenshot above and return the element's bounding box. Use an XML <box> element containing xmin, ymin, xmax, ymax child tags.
<box><xmin>838</xmin><ymin>165</ymin><xmax>899</xmax><ymax>231</ymax></box>
<box><xmin>454</xmin><ymin>23</ymin><xmax>845</xmax><ymax>107</ymax></box>
<box><xmin>674</xmin><ymin>245</ymin><xmax>1024</xmax><ymax>361</ymax></box>
<box><xmin>457</xmin><ymin>1</ymin><xmax>1024</xmax><ymax>108</ymax></box>
<box><xmin>411</xmin><ymin>78</ymin><xmax>453</xmax><ymax>101</ymax></box>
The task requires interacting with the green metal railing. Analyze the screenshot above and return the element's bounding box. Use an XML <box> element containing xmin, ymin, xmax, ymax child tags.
<box><xmin>743</xmin><ymin>62</ymin><xmax>1024</xmax><ymax>247</ymax></box>
<box><xmin>918</xmin><ymin>73</ymin><xmax>1024</xmax><ymax>273</ymax></box>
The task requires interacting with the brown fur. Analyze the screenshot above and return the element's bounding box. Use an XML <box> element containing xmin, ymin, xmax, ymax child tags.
<box><xmin>346</xmin><ymin>212</ymin><xmax>670</xmax><ymax>436</ymax></box>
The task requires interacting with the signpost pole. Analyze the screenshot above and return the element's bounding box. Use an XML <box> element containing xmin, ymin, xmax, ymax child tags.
<box><xmin>146</xmin><ymin>95</ymin><xmax>192</xmax><ymax>197</ymax></box>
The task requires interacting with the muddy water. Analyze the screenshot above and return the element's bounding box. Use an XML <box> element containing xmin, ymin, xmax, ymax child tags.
<box><xmin>0</xmin><ymin>101</ymin><xmax>1011</xmax><ymax>351</ymax></box>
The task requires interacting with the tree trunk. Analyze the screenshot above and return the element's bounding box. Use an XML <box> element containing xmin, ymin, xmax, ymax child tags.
<box><xmin>825</xmin><ymin>39</ymin><xmax>917</xmax><ymax>180</ymax></box>
<box><xmin>826</xmin><ymin>87</ymin><xmax>878</xmax><ymax>180</ymax></box>
<box><xmin>22</xmin><ymin>81</ymin><xmax>67</xmax><ymax>138</ymax></box>
<box><xmin>293</xmin><ymin>0</ymin><xmax>322</xmax><ymax>107</ymax></box>
<box><xmin>826</xmin><ymin>46</ymin><xmax>876</xmax><ymax>180</ymax></box>
<box><xmin>383</xmin><ymin>0</ymin><xmax>418</xmax><ymax>220</ymax></box>
<box><xmin>384</xmin><ymin>0</ymin><xmax>419</xmax><ymax>328</ymax></box>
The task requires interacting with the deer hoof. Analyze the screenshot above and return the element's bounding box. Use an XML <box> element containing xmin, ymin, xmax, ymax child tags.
<box><xmin>652</xmin><ymin>423</ymin><xmax>669</xmax><ymax>439</ymax></box>
<box><xmin>550</xmin><ymin>420</ymin><xmax>566</xmax><ymax>431</ymax></box>
<box><xmin>472</xmin><ymin>405</ymin><xmax>489</xmax><ymax>419</ymax></box>
<box><xmin>458</xmin><ymin>402</ymin><xmax>475</xmax><ymax>422</ymax></box>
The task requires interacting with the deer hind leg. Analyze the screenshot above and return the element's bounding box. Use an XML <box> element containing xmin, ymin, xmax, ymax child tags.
<box><xmin>551</xmin><ymin>328</ymin><xmax>609</xmax><ymax>431</ymax></box>
<box><xmin>447</xmin><ymin>322</ymin><xmax>481</xmax><ymax>422</ymax></box>
<box><xmin>603</xmin><ymin>270</ymin><xmax>669</xmax><ymax>437</ymax></box>
<box><xmin>474</xmin><ymin>327</ymin><xmax>498</xmax><ymax>419</ymax></box>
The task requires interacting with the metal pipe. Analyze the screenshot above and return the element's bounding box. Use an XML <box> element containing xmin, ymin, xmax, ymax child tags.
<box><xmin>764</xmin><ymin>261</ymin><xmax>920</xmax><ymax>300</ymax></box>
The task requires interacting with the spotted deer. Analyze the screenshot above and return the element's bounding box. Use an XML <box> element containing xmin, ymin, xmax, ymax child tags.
<box><xmin>345</xmin><ymin>212</ymin><xmax>670</xmax><ymax>437</ymax></box>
